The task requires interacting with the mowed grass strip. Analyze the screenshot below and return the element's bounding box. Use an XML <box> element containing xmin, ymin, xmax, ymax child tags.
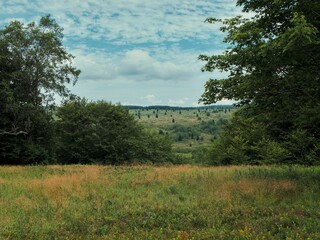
<box><xmin>0</xmin><ymin>165</ymin><xmax>319</xmax><ymax>239</ymax></box>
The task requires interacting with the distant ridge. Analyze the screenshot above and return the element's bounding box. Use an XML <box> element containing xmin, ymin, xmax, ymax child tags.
<box><xmin>123</xmin><ymin>105</ymin><xmax>235</xmax><ymax>110</ymax></box>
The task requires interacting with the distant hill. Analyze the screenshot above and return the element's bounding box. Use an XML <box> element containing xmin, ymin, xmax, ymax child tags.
<box><xmin>126</xmin><ymin>105</ymin><xmax>236</xmax><ymax>163</ymax></box>
<box><xmin>123</xmin><ymin>105</ymin><xmax>235</xmax><ymax>110</ymax></box>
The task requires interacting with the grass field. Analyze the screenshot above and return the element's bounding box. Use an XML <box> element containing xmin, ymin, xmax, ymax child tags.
<box><xmin>129</xmin><ymin>107</ymin><xmax>232</xmax><ymax>129</ymax></box>
<box><xmin>0</xmin><ymin>165</ymin><xmax>319</xmax><ymax>239</ymax></box>
<box><xmin>128</xmin><ymin>107</ymin><xmax>234</xmax><ymax>158</ymax></box>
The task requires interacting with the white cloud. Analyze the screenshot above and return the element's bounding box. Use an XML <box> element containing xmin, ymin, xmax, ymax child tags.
<box><xmin>0</xmin><ymin>0</ymin><xmax>243</xmax><ymax>106</ymax></box>
<box><xmin>213</xmin><ymin>99</ymin><xmax>237</xmax><ymax>105</ymax></box>
<box><xmin>70</xmin><ymin>47</ymin><xmax>199</xmax><ymax>83</ymax></box>
<box><xmin>66</xmin><ymin>45</ymin><xmax>230</xmax><ymax>106</ymax></box>
<box><xmin>119</xmin><ymin>49</ymin><xmax>195</xmax><ymax>81</ymax></box>
<box><xmin>70</xmin><ymin>47</ymin><xmax>117</xmax><ymax>81</ymax></box>
<box><xmin>0</xmin><ymin>18</ymin><xmax>26</xmax><ymax>25</ymax></box>
<box><xmin>141</xmin><ymin>94</ymin><xmax>162</xmax><ymax>105</ymax></box>
<box><xmin>168</xmin><ymin>98</ymin><xmax>190</xmax><ymax>106</ymax></box>
<box><xmin>0</xmin><ymin>0</ymin><xmax>244</xmax><ymax>45</ymax></box>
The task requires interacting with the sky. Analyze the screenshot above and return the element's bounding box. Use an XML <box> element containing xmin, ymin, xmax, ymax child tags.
<box><xmin>0</xmin><ymin>0</ymin><xmax>246</xmax><ymax>106</ymax></box>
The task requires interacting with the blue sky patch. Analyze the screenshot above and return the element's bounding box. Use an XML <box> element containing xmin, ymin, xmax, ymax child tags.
<box><xmin>0</xmin><ymin>0</ymin><xmax>246</xmax><ymax>106</ymax></box>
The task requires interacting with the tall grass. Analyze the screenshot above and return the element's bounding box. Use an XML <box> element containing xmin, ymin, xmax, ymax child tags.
<box><xmin>0</xmin><ymin>165</ymin><xmax>319</xmax><ymax>239</ymax></box>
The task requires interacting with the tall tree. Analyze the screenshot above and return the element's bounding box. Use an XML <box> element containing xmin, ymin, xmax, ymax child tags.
<box><xmin>200</xmin><ymin>1</ymin><xmax>320</xmax><ymax>164</ymax></box>
<box><xmin>0</xmin><ymin>16</ymin><xmax>80</xmax><ymax>164</ymax></box>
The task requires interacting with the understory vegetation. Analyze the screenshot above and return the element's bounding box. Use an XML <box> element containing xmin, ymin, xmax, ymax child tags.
<box><xmin>0</xmin><ymin>165</ymin><xmax>319</xmax><ymax>239</ymax></box>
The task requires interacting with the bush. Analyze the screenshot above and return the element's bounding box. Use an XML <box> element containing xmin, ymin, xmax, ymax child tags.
<box><xmin>206</xmin><ymin>111</ymin><xmax>319</xmax><ymax>166</ymax></box>
<box><xmin>206</xmin><ymin>114</ymin><xmax>291</xmax><ymax>165</ymax></box>
<box><xmin>55</xmin><ymin>99</ymin><xmax>173</xmax><ymax>164</ymax></box>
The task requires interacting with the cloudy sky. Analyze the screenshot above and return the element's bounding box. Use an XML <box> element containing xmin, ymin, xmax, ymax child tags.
<box><xmin>0</xmin><ymin>0</ymin><xmax>246</xmax><ymax>106</ymax></box>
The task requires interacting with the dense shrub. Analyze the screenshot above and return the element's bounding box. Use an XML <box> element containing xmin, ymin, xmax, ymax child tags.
<box><xmin>206</xmin><ymin>114</ymin><xmax>291</xmax><ymax>165</ymax></box>
<box><xmin>55</xmin><ymin>99</ymin><xmax>173</xmax><ymax>164</ymax></box>
<box><xmin>206</xmin><ymin>111</ymin><xmax>319</xmax><ymax>165</ymax></box>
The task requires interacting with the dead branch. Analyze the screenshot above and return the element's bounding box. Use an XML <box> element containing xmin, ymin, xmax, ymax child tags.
<box><xmin>0</xmin><ymin>130</ymin><xmax>28</xmax><ymax>136</ymax></box>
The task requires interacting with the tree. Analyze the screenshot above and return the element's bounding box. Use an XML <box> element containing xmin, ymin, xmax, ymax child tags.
<box><xmin>0</xmin><ymin>15</ymin><xmax>80</xmax><ymax>164</ymax></box>
<box><xmin>55</xmin><ymin>99</ymin><xmax>173</xmax><ymax>164</ymax></box>
<box><xmin>200</xmin><ymin>1</ymin><xmax>320</xmax><ymax>164</ymax></box>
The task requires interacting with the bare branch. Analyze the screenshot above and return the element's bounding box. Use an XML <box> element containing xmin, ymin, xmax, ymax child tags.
<box><xmin>0</xmin><ymin>130</ymin><xmax>28</xmax><ymax>136</ymax></box>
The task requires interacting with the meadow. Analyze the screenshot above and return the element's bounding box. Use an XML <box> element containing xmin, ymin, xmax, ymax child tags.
<box><xmin>128</xmin><ymin>107</ymin><xmax>234</xmax><ymax>161</ymax></box>
<box><xmin>0</xmin><ymin>165</ymin><xmax>319</xmax><ymax>239</ymax></box>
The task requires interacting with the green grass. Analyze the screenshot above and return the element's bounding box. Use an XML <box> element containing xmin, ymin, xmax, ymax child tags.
<box><xmin>0</xmin><ymin>165</ymin><xmax>319</xmax><ymax>239</ymax></box>
<box><xmin>129</xmin><ymin>108</ymin><xmax>234</xmax><ymax>155</ymax></box>
<box><xmin>130</xmin><ymin>108</ymin><xmax>232</xmax><ymax>127</ymax></box>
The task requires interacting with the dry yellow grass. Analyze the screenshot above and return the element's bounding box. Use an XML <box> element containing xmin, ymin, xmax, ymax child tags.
<box><xmin>214</xmin><ymin>179</ymin><xmax>296</xmax><ymax>200</ymax></box>
<box><xmin>1</xmin><ymin>166</ymin><xmax>23</xmax><ymax>172</ymax></box>
<box><xmin>16</xmin><ymin>165</ymin><xmax>113</xmax><ymax>207</ymax></box>
<box><xmin>130</xmin><ymin>165</ymin><xmax>199</xmax><ymax>186</ymax></box>
<box><xmin>0</xmin><ymin>178</ymin><xmax>6</xmax><ymax>185</ymax></box>
<box><xmin>0</xmin><ymin>165</ymin><xmax>319</xmax><ymax>239</ymax></box>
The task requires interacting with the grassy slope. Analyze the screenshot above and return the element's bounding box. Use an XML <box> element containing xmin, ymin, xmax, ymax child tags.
<box><xmin>0</xmin><ymin>165</ymin><xmax>319</xmax><ymax>239</ymax></box>
<box><xmin>129</xmin><ymin>108</ymin><xmax>234</xmax><ymax>153</ymax></box>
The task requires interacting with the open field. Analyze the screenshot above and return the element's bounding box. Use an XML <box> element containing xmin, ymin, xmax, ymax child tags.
<box><xmin>0</xmin><ymin>165</ymin><xmax>319</xmax><ymax>239</ymax></box>
<box><xmin>128</xmin><ymin>107</ymin><xmax>235</xmax><ymax>158</ymax></box>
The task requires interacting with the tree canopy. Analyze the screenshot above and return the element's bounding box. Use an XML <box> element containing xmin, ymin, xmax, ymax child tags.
<box><xmin>55</xmin><ymin>99</ymin><xmax>173</xmax><ymax>165</ymax></box>
<box><xmin>200</xmin><ymin>0</ymin><xmax>320</xmax><ymax>164</ymax></box>
<box><xmin>0</xmin><ymin>15</ymin><xmax>80</xmax><ymax>109</ymax></box>
<box><xmin>0</xmin><ymin>16</ymin><xmax>80</xmax><ymax>164</ymax></box>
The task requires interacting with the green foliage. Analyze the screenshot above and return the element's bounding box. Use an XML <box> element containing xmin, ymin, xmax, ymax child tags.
<box><xmin>283</xmin><ymin>130</ymin><xmax>320</xmax><ymax>165</ymax></box>
<box><xmin>207</xmin><ymin>114</ymin><xmax>290</xmax><ymax>165</ymax></box>
<box><xmin>139</xmin><ymin>130</ymin><xmax>174</xmax><ymax>164</ymax></box>
<box><xmin>255</xmin><ymin>139</ymin><xmax>291</xmax><ymax>165</ymax></box>
<box><xmin>0</xmin><ymin>15</ymin><xmax>80</xmax><ymax>108</ymax></box>
<box><xmin>55</xmin><ymin>99</ymin><xmax>173</xmax><ymax>164</ymax></box>
<box><xmin>0</xmin><ymin>16</ymin><xmax>80</xmax><ymax>164</ymax></box>
<box><xmin>200</xmin><ymin>0</ymin><xmax>320</xmax><ymax>164</ymax></box>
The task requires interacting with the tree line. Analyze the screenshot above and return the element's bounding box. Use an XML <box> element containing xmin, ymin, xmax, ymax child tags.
<box><xmin>125</xmin><ymin>105</ymin><xmax>234</xmax><ymax>111</ymax></box>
